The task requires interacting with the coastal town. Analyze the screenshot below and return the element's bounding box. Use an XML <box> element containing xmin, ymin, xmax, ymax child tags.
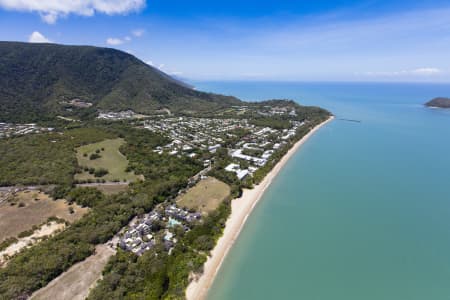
<box><xmin>0</xmin><ymin>102</ymin><xmax>329</xmax><ymax>299</ymax></box>
<box><xmin>108</xmin><ymin>107</ymin><xmax>312</xmax><ymax>256</ymax></box>
<box><xmin>140</xmin><ymin>114</ymin><xmax>305</xmax><ymax>181</ymax></box>
<box><xmin>4</xmin><ymin>0</ymin><xmax>438</xmax><ymax>297</ymax></box>
<box><xmin>1</xmin><ymin>102</ymin><xmax>315</xmax><ymax>262</ymax></box>
<box><xmin>0</xmin><ymin>95</ymin><xmax>331</xmax><ymax>300</ymax></box>
<box><xmin>0</xmin><ymin>40</ymin><xmax>331</xmax><ymax>299</ymax></box>
<box><xmin>70</xmin><ymin>102</ymin><xmax>310</xmax><ymax>258</ymax></box>
<box><xmin>90</xmin><ymin>102</ymin><xmax>308</xmax><ymax>185</ymax></box>
<box><xmin>117</xmin><ymin>202</ymin><xmax>201</xmax><ymax>256</ymax></box>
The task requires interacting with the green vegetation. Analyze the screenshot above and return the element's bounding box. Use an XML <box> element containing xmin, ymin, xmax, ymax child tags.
<box><xmin>0</xmin><ymin>237</ymin><xmax>18</xmax><ymax>252</ymax></box>
<box><xmin>0</xmin><ymin>36</ymin><xmax>334</xmax><ymax>300</ymax></box>
<box><xmin>90</xmin><ymin>184</ymin><xmax>129</xmax><ymax>195</ymax></box>
<box><xmin>0</xmin><ymin>127</ymin><xmax>203</xmax><ymax>299</ymax></box>
<box><xmin>89</xmin><ymin>153</ymin><xmax>102</xmax><ymax>160</ymax></box>
<box><xmin>0</xmin><ymin>42</ymin><xmax>241</xmax><ymax>123</ymax></box>
<box><xmin>207</xmin><ymin>148</ymin><xmax>248</xmax><ymax>191</ymax></box>
<box><xmin>88</xmin><ymin>202</ymin><xmax>231</xmax><ymax>300</ymax></box>
<box><xmin>0</xmin><ymin>127</ymin><xmax>114</xmax><ymax>186</ymax></box>
<box><xmin>249</xmin><ymin>116</ymin><xmax>291</xmax><ymax>129</ymax></box>
<box><xmin>0</xmin><ymin>90</ymin><xmax>331</xmax><ymax>299</ymax></box>
<box><xmin>66</xmin><ymin>187</ymin><xmax>105</xmax><ymax>208</ymax></box>
<box><xmin>94</xmin><ymin>168</ymin><xmax>109</xmax><ymax>177</ymax></box>
<box><xmin>83</xmin><ymin>149</ymin><xmax>245</xmax><ymax>298</ymax></box>
<box><xmin>75</xmin><ymin>138</ymin><xmax>141</xmax><ymax>183</ymax></box>
<box><xmin>17</xmin><ymin>228</ymin><xmax>36</xmax><ymax>238</ymax></box>
<box><xmin>242</xmin><ymin>147</ymin><xmax>264</xmax><ymax>157</ymax></box>
<box><xmin>210</xmin><ymin>101</ymin><xmax>331</xmax><ymax>190</ymax></box>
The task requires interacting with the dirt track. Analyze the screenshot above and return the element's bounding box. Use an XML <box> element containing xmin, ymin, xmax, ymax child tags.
<box><xmin>30</xmin><ymin>245</ymin><xmax>116</xmax><ymax>300</ymax></box>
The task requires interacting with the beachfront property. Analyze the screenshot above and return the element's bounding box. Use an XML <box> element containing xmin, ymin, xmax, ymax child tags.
<box><xmin>230</xmin><ymin>149</ymin><xmax>267</xmax><ymax>166</ymax></box>
<box><xmin>117</xmin><ymin>202</ymin><xmax>201</xmax><ymax>255</ymax></box>
<box><xmin>225</xmin><ymin>163</ymin><xmax>249</xmax><ymax>180</ymax></box>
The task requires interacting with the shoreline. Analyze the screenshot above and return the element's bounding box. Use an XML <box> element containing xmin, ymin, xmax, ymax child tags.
<box><xmin>186</xmin><ymin>116</ymin><xmax>334</xmax><ymax>300</ymax></box>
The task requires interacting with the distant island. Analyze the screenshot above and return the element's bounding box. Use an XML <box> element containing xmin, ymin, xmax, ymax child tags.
<box><xmin>425</xmin><ymin>97</ymin><xmax>450</xmax><ymax>109</ymax></box>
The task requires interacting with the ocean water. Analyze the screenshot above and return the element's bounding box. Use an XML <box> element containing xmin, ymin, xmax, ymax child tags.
<box><xmin>194</xmin><ymin>82</ymin><xmax>450</xmax><ymax>300</ymax></box>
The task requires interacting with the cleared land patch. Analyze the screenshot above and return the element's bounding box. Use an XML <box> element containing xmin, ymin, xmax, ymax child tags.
<box><xmin>30</xmin><ymin>244</ymin><xmax>116</xmax><ymax>300</ymax></box>
<box><xmin>0</xmin><ymin>191</ymin><xmax>88</xmax><ymax>242</ymax></box>
<box><xmin>177</xmin><ymin>177</ymin><xmax>230</xmax><ymax>214</ymax></box>
<box><xmin>75</xmin><ymin>138</ymin><xmax>142</xmax><ymax>183</ymax></box>
<box><xmin>0</xmin><ymin>221</ymin><xmax>66</xmax><ymax>265</ymax></box>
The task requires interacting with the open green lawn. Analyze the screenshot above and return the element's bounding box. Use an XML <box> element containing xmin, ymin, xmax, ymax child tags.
<box><xmin>177</xmin><ymin>177</ymin><xmax>230</xmax><ymax>214</ymax></box>
<box><xmin>75</xmin><ymin>138</ymin><xmax>142</xmax><ymax>183</ymax></box>
<box><xmin>77</xmin><ymin>183</ymin><xmax>130</xmax><ymax>195</ymax></box>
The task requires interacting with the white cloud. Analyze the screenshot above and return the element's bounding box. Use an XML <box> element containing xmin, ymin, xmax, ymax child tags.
<box><xmin>181</xmin><ymin>7</ymin><xmax>450</xmax><ymax>81</ymax></box>
<box><xmin>132</xmin><ymin>29</ymin><xmax>145</xmax><ymax>37</ymax></box>
<box><xmin>168</xmin><ymin>71</ymin><xmax>183</xmax><ymax>76</ymax></box>
<box><xmin>0</xmin><ymin>0</ymin><xmax>146</xmax><ymax>24</ymax></box>
<box><xmin>41</xmin><ymin>12</ymin><xmax>58</xmax><ymax>24</ymax></box>
<box><xmin>410</xmin><ymin>68</ymin><xmax>442</xmax><ymax>76</ymax></box>
<box><xmin>28</xmin><ymin>31</ymin><xmax>51</xmax><ymax>43</ymax></box>
<box><xmin>106</xmin><ymin>29</ymin><xmax>144</xmax><ymax>47</ymax></box>
<box><xmin>361</xmin><ymin>68</ymin><xmax>443</xmax><ymax>77</ymax></box>
<box><xmin>106</xmin><ymin>37</ymin><xmax>124</xmax><ymax>45</ymax></box>
<box><xmin>152</xmin><ymin>62</ymin><xmax>182</xmax><ymax>76</ymax></box>
<box><xmin>240</xmin><ymin>72</ymin><xmax>266</xmax><ymax>78</ymax></box>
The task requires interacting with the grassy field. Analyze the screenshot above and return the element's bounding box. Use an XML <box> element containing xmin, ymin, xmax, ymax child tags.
<box><xmin>92</xmin><ymin>184</ymin><xmax>129</xmax><ymax>195</ymax></box>
<box><xmin>77</xmin><ymin>183</ymin><xmax>129</xmax><ymax>195</ymax></box>
<box><xmin>75</xmin><ymin>138</ymin><xmax>142</xmax><ymax>183</ymax></box>
<box><xmin>177</xmin><ymin>177</ymin><xmax>230</xmax><ymax>214</ymax></box>
<box><xmin>0</xmin><ymin>191</ymin><xmax>88</xmax><ymax>242</ymax></box>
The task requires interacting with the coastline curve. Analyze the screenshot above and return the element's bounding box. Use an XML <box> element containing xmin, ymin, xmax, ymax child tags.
<box><xmin>186</xmin><ymin>116</ymin><xmax>334</xmax><ymax>300</ymax></box>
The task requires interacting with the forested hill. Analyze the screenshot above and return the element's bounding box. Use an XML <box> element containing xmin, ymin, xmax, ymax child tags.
<box><xmin>0</xmin><ymin>41</ymin><xmax>241</xmax><ymax>122</ymax></box>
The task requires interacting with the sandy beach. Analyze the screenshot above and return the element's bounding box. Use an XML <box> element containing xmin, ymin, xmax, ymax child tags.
<box><xmin>186</xmin><ymin>116</ymin><xmax>334</xmax><ymax>300</ymax></box>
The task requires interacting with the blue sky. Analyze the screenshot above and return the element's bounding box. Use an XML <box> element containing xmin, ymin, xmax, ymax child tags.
<box><xmin>1</xmin><ymin>0</ymin><xmax>450</xmax><ymax>81</ymax></box>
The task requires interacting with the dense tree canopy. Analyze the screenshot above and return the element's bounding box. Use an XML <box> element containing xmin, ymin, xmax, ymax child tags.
<box><xmin>0</xmin><ymin>127</ymin><xmax>115</xmax><ymax>186</ymax></box>
<box><xmin>0</xmin><ymin>125</ymin><xmax>202</xmax><ymax>299</ymax></box>
<box><xmin>0</xmin><ymin>42</ymin><xmax>241</xmax><ymax>122</ymax></box>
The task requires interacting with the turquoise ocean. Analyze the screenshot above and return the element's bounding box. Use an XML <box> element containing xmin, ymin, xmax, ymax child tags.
<box><xmin>193</xmin><ymin>82</ymin><xmax>450</xmax><ymax>300</ymax></box>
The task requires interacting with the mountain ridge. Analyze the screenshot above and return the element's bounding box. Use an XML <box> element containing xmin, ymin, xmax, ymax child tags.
<box><xmin>0</xmin><ymin>41</ymin><xmax>241</xmax><ymax>122</ymax></box>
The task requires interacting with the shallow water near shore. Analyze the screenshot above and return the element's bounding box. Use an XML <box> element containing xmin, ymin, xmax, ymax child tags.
<box><xmin>194</xmin><ymin>82</ymin><xmax>450</xmax><ymax>300</ymax></box>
